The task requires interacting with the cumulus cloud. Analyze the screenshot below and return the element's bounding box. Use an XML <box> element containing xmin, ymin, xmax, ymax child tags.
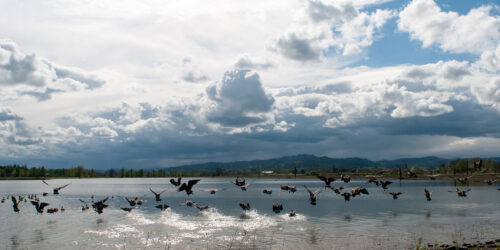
<box><xmin>271</xmin><ymin>0</ymin><xmax>395</xmax><ymax>61</ymax></box>
<box><xmin>234</xmin><ymin>54</ymin><xmax>273</xmax><ymax>70</ymax></box>
<box><xmin>398</xmin><ymin>0</ymin><xmax>500</xmax><ymax>54</ymax></box>
<box><xmin>181</xmin><ymin>57</ymin><xmax>209</xmax><ymax>83</ymax></box>
<box><xmin>0</xmin><ymin>39</ymin><xmax>105</xmax><ymax>100</ymax></box>
<box><xmin>206</xmin><ymin>69</ymin><xmax>274</xmax><ymax>127</ymax></box>
<box><xmin>0</xmin><ymin>105</ymin><xmax>42</xmax><ymax>146</ymax></box>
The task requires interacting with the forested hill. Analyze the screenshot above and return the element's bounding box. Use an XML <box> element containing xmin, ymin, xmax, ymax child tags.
<box><xmin>167</xmin><ymin>154</ymin><xmax>472</xmax><ymax>172</ymax></box>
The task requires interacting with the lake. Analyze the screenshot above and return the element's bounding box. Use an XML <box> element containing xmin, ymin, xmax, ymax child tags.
<box><xmin>0</xmin><ymin>178</ymin><xmax>499</xmax><ymax>249</ymax></box>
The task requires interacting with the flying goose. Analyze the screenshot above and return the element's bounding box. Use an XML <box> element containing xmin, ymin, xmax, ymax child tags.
<box><xmin>351</xmin><ymin>187</ymin><xmax>369</xmax><ymax>197</ymax></box>
<box><xmin>239</xmin><ymin>202</ymin><xmax>250</xmax><ymax>211</ymax></box>
<box><xmin>170</xmin><ymin>177</ymin><xmax>182</xmax><ymax>186</ymax></box>
<box><xmin>288</xmin><ymin>210</ymin><xmax>296</xmax><ymax>217</ymax></box>
<box><xmin>449</xmin><ymin>188</ymin><xmax>471</xmax><ymax>197</ymax></box>
<box><xmin>42</xmin><ymin>180</ymin><xmax>71</xmax><ymax>195</ymax></box>
<box><xmin>11</xmin><ymin>196</ymin><xmax>20</xmax><ymax>213</ymax></box>
<box><xmin>304</xmin><ymin>185</ymin><xmax>322</xmax><ymax>205</ymax></box>
<box><xmin>91</xmin><ymin>197</ymin><xmax>110</xmax><ymax>214</ymax></box>
<box><xmin>341</xmin><ymin>192</ymin><xmax>351</xmax><ymax>201</ymax></box>
<box><xmin>388</xmin><ymin>192</ymin><xmax>404</xmax><ymax>199</ymax></box>
<box><xmin>380</xmin><ymin>181</ymin><xmax>393</xmax><ymax>190</ymax></box>
<box><xmin>317</xmin><ymin>176</ymin><xmax>335</xmax><ymax>188</ymax></box>
<box><xmin>341</xmin><ymin>175</ymin><xmax>351</xmax><ymax>183</ymax></box>
<box><xmin>272</xmin><ymin>204</ymin><xmax>283</xmax><ymax>213</ymax></box>
<box><xmin>366</xmin><ymin>177</ymin><xmax>380</xmax><ymax>186</ymax></box>
<box><xmin>178</xmin><ymin>179</ymin><xmax>201</xmax><ymax>195</ymax></box>
<box><xmin>155</xmin><ymin>204</ymin><xmax>170</xmax><ymax>211</ymax></box>
<box><xmin>149</xmin><ymin>188</ymin><xmax>166</xmax><ymax>202</ymax></box>
<box><xmin>424</xmin><ymin>188</ymin><xmax>432</xmax><ymax>201</ymax></box>
<box><xmin>233</xmin><ymin>177</ymin><xmax>246</xmax><ymax>187</ymax></box>
<box><xmin>119</xmin><ymin>196</ymin><xmax>146</xmax><ymax>206</ymax></box>
<box><xmin>31</xmin><ymin>200</ymin><xmax>50</xmax><ymax>214</ymax></box>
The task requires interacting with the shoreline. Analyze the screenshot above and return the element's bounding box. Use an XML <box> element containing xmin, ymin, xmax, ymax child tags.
<box><xmin>1</xmin><ymin>172</ymin><xmax>498</xmax><ymax>182</ymax></box>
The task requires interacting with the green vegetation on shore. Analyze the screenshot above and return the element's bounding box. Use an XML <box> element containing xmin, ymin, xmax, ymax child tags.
<box><xmin>1</xmin><ymin>156</ymin><xmax>499</xmax><ymax>180</ymax></box>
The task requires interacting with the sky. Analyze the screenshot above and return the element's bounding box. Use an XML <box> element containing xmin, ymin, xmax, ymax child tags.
<box><xmin>0</xmin><ymin>0</ymin><xmax>499</xmax><ymax>169</ymax></box>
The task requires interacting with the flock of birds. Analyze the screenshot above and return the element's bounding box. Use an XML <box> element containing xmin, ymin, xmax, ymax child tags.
<box><xmin>1</xmin><ymin>174</ymin><xmax>498</xmax><ymax>218</ymax></box>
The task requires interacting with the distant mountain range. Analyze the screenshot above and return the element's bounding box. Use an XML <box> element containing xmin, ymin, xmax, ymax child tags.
<box><xmin>167</xmin><ymin>154</ymin><xmax>500</xmax><ymax>172</ymax></box>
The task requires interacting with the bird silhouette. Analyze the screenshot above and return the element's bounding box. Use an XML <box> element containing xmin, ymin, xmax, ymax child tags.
<box><xmin>233</xmin><ymin>177</ymin><xmax>246</xmax><ymax>187</ymax></box>
<box><xmin>170</xmin><ymin>177</ymin><xmax>182</xmax><ymax>186</ymax></box>
<box><xmin>239</xmin><ymin>202</ymin><xmax>250</xmax><ymax>211</ymax></box>
<box><xmin>424</xmin><ymin>188</ymin><xmax>432</xmax><ymax>201</ymax></box>
<box><xmin>304</xmin><ymin>185</ymin><xmax>322</xmax><ymax>205</ymax></box>
<box><xmin>288</xmin><ymin>210</ymin><xmax>296</xmax><ymax>217</ymax></box>
<box><xmin>42</xmin><ymin>180</ymin><xmax>71</xmax><ymax>195</ymax></box>
<box><xmin>449</xmin><ymin>188</ymin><xmax>471</xmax><ymax>197</ymax></box>
<box><xmin>119</xmin><ymin>196</ymin><xmax>146</xmax><ymax>206</ymax></box>
<box><xmin>388</xmin><ymin>192</ymin><xmax>404</xmax><ymax>199</ymax></box>
<box><xmin>11</xmin><ymin>196</ymin><xmax>20</xmax><ymax>213</ymax></box>
<box><xmin>155</xmin><ymin>204</ymin><xmax>170</xmax><ymax>211</ymax></box>
<box><xmin>341</xmin><ymin>175</ymin><xmax>351</xmax><ymax>183</ymax></box>
<box><xmin>351</xmin><ymin>187</ymin><xmax>369</xmax><ymax>197</ymax></box>
<box><xmin>341</xmin><ymin>192</ymin><xmax>351</xmax><ymax>201</ymax></box>
<box><xmin>262</xmin><ymin>189</ymin><xmax>272</xmax><ymax>195</ymax></box>
<box><xmin>31</xmin><ymin>200</ymin><xmax>50</xmax><ymax>214</ymax></box>
<box><xmin>317</xmin><ymin>176</ymin><xmax>335</xmax><ymax>188</ymax></box>
<box><xmin>272</xmin><ymin>204</ymin><xmax>283</xmax><ymax>213</ymax></box>
<box><xmin>380</xmin><ymin>181</ymin><xmax>393</xmax><ymax>190</ymax></box>
<box><xmin>330</xmin><ymin>186</ymin><xmax>345</xmax><ymax>194</ymax></box>
<box><xmin>149</xmin><ymin>188</ymin><xmax>166</xmax><ymax>202</ymax></box>
<box><xmin>81</xmin><ymin>197</ymin><xmax>109</xmax><ymax>214</ymax></box>
<box><xmin>178</xmin><ymin>179</ymin><xmax>200</xmax><ymax>195</ymax></box>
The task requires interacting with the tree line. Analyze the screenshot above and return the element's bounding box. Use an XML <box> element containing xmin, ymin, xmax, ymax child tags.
<box><xmin>1</xmin><ymin>158</ymin><xmax>498</xmax><ymax>179</ymax></box>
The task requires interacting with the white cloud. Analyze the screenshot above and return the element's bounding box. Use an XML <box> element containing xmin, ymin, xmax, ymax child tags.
<box><xmin>271</xmin><ymin>0</ymin><xmax>395</xmax><ymax>61</ymax></box>
<box><xmin>0</xmin><ymin>39</ymin><xmax>105</xmax><ymax>101</ymax></box>
<box><xmin>398</xmin><ymin>0</ymin><xmax>500</xmax><ymax>54</ymax></box>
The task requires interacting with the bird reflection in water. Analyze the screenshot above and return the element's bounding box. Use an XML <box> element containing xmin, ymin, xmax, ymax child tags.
<box><xmin>344</xmin><ymin>215</ymin><xmax>352</xmax><ymax>222</ymax></box>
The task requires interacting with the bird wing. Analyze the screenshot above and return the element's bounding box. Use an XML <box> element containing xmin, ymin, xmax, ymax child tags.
<box><xmin>11</xmin><ymin>196</ymin><xmax>18</xmax><ymax>205</ymax></box>
<box><xmin>178</xmin><ymin>183</ymin><xmax>188</xmax><ymax>192</ymax></box>
<box><xmin>40</xmin><ymin>202</ymin><xmax>50</xmax><ymax>210</ymax></box>
<box><xmin>313</xmin><ymin>188</ymin><xmax>323</xmax><ymax>196</ymax></box>
<box><xmin>317</xmin><ymin>176</ymin><xmax>327</xmax><ymax>183</ymax></box>
<box><xmin>100</xmin><ymin>197</ymin><xmax>109</xmax><ymax>203</ymax></box>
<box><xmin>30</xmin><ymin>200</ymin><xmax>39</xmax><ymax>208</ymax></box>
<box><xmin>79</xmin><ymin>199</ymin><xmax>89</xmax><ymax>204</ymax></box>
<box><xmin>149</xmin><ymin>188</ymin><xmax>158</xmax><ymax>196</ymax></box>
<box><xmin>158</xmin><ymin>190</ymin><xmax>167</xmax><ymax>195</ymax></box>
<box><xmin>187</xmin><ymin>179</ymin><xmax>201</xmax><ymax>189</ymax></box>
<box><xmin>42</xmin><ymin>180</ymin><xmax>51</xmax><ymax>187</ymax></box>
<box><xmin>55</xmin><ymin>183</ymin><xmax>71</xmax><ymax>191</ymax></box>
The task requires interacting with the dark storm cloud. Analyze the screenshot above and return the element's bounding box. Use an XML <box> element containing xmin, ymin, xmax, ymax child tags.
<box><xmin>206</xmin><ymin>69</ymin><xmax>274</xmax><ymax>127</ymax></box>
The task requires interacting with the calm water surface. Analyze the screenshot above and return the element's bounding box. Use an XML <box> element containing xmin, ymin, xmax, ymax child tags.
<box><xmin>0</xmin><ymin>178</ymin><xmax>499</xmax><ymax>249</ymax></box>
